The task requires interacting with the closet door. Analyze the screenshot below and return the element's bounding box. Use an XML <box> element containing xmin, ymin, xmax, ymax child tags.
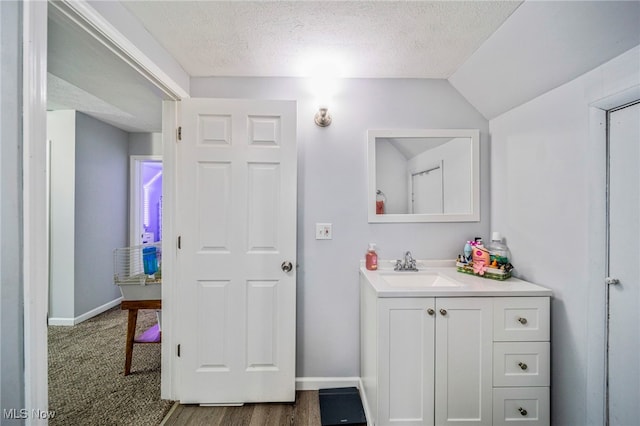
<box><xmin>607</xmin><ymin>101</ymin><xmax>639</xmax><ymax>426</ymax></box>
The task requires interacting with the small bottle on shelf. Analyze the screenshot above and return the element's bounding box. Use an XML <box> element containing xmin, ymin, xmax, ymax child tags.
<box><xmin>365</xmin><ymin>243</ymin><xmax>378</xmax><ymax>270</ymax></box>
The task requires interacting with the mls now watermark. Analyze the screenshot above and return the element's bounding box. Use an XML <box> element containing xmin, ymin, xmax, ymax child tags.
<box><xmin>3</xmin><ymin>409</ymin><xmax>56</xmax><ymax>420</ymax></box>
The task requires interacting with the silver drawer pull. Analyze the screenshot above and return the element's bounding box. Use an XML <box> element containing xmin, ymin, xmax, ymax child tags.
<box><xmin>518</xmin><ymin>407</ymin><xmax>528</xmax><ymax>416</ymax></box>
<box><xmin>518</xmin><ymin>362</ymin><xmax>528</xmax><ymax>370</ymax></box>
<box><xmin>517</xmin><ymin>317</ymin><xmax>528</xmax><ymax>325</ymax></box>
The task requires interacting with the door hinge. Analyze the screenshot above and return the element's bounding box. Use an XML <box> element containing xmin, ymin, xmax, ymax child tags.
<box><xmin>177</xmin><ymin>126</ymin><xmax>182</xmax><ymax>141</ymax></box>
<box><xmin>177</xmin><ymin>344</ymin><xmax>181</xmax><ymax>357</ymax></box>
<box><xmin>178</xmin><ymin>235</ymin><xmax>181</xmax><ymax>249</ymax></box>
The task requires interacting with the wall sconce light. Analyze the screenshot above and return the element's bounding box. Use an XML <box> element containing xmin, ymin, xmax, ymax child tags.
<box><xmin>314</xmin><ymin>106</ymin><xmax>332</xmax><ymax>127</ymax></box>
<box><xmin>302</xmin><ymin>54</ymin><xmax>345</xmax><ymax>127</ymax></box>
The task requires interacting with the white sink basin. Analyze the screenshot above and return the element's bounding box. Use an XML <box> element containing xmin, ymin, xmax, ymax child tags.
<box><xmin>379</xmin><ymin>272</ymin><xmax>461</xmax><ymax>288</ymax></box>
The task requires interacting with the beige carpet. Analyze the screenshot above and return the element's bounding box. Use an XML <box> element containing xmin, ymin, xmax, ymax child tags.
<box><xmin>48</xmin><ymin>306</ymin><xmax>174</xmax><ymax>425</ymax></box>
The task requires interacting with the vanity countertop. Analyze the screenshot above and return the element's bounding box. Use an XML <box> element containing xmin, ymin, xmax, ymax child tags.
<box><xmin>360</xmin><ymin>259</ymin><xmax>552</xmax><ymax>297</ymax></box>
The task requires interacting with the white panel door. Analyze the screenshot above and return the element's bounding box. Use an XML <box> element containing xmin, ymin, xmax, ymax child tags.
<box><xmin>435</xmin><ymin>298</ymin><xmax>493</xmax><ymax>426</ymax></box>
<box><xmin>176</xmin><ymin>98</ymin><xmax>297</xmax><ymax>404</ymax></box>
<box><xmin>608</xmin><ymin>101</ymin><xmax>640</xmax><ymax>426</ymax></box>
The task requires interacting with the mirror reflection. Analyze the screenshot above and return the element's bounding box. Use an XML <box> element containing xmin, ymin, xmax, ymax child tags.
<box><xmin>368</xmin><ymin>129</ymin><xmax>479</xmax><ymax>223</ymax></box>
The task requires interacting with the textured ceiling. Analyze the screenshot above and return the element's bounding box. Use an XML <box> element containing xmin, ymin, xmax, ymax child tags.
<box><xmin>48</xmin><ymin>1</ymin><xmax>639</xmax><ymax>132</ymax></box>
<box><xmin>121</xmin><ymin>0</ymin><xmax>522</xmax><ymax>78</ymax></box>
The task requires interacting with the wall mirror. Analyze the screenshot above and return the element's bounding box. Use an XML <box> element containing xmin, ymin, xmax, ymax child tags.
<box><xmin>368</xmin><ymin>129</ymin><xmax>480</xmax><ymax>223</ymax></box>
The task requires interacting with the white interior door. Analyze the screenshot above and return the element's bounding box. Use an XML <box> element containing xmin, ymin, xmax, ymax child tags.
<box><xmin>176</xmin><ymin>98</ymin><xmax>297</xmax><ymax>404</ymax></box>
<box><xmin>607</xmin><ymin>101</ymin><xmax>640</xmax><ymax>426</ymax></box>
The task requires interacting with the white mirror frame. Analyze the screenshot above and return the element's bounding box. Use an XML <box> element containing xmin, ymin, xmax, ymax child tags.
<box><xmin>367</xmin><ymin>128</ymin><xmax>480</xmax><ymax>223</ymax></box>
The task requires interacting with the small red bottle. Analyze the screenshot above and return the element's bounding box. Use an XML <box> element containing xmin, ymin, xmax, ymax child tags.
<box><xmin>365</xmin><ymin>243</ymin><xmax>378</xmax><ymax>270</ymax></box>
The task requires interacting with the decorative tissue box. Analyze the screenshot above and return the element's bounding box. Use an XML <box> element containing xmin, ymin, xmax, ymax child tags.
<box><xmin>456</xmin><ymin>262</ymin><xmax>512</xmax><ymax>281</ymax></box>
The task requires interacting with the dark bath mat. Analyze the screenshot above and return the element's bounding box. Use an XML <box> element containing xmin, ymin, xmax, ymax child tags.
<box><xmin>319</xmin><ymin>387</ymin><xmax>366</xmax><ymax>426</ymax></box>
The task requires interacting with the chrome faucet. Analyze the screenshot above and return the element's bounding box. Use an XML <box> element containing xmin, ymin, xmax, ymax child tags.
<box><xmin>394</xmin><ymin>251</ymin><xmax>418</xmax><ymax>271</ymax></box>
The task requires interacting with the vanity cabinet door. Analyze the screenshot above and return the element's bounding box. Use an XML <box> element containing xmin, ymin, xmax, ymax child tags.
<box><xmin>435</xmin><ymin>298</ymin><xmax>493</xmax><ymax>426</ymax></box>
<box><xmin>378</xmin><ymin>298</ymin><xmax>436</xmax><ymax>426</ymax></box>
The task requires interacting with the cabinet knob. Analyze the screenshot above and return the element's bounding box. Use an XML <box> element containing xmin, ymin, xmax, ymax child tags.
<box><xmin>426</xmin><ymin>308</ymin><xmax>435</xmax><ymax>316</ymax></box>
<box><xmin>517</xmin><ymin>317</ymin><xmax>528</xmax><ymax>325</ymax></box>
<box><xmin>518</xmin><ymin>362</ymin><xmax>528</xmax><ymax>371</ymax></box>
<box><xmin>439</xmin><ymin>309</ymin><xmax>447</xmax><ymax>316</ymax></box>
<box><xmin>518</xmin><ymin>407</ymin><xmax>528</xmax><ymax>416</ymax></box>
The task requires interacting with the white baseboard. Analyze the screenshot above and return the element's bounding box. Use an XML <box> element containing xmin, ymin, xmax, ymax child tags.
<box><xmin>47</xmin><ymin>317</ymin><xmax>75</xmax><ymax>326</ymax></box>
<box><xmin>295</xmin><ymin>377</ymin><xmax>361</xmax><ymax>391</ymax></box>
<box><xmin>48</xmin><ymin>297</ymin><xmax>122</xmax><ymax>326</ymax></box>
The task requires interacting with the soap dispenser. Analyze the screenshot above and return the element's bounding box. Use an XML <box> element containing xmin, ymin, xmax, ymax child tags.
<box><xmin>365</xmin><ymin>243</ymin><xmax>378</xmax><ymax>270</ymax></box>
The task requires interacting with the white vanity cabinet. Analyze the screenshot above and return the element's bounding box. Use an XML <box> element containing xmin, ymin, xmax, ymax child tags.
<box><xmin>362</xmin><ymin>290</ymin><xmax>493</xmax><ymax>426</ymax></box>
<box><xmin>360</xmin><ymin>270</ymin><xmax>551</xmax><ymax>426</ymax></box>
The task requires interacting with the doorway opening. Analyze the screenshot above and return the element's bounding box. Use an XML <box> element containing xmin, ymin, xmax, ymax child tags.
<box><xmin>131</xmin><ymin>156</ymin><xmax>163</xmax><ymax>246</ymax></box>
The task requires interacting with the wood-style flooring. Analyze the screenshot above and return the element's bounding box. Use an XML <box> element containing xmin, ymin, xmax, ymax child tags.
<box><xmin>161</xmin><ymin>390</ymin><xmax>322</xmax><ymax>426</ymax></box>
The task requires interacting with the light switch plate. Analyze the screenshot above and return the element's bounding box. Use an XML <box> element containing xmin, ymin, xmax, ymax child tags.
<box><xmin>316</xmin><ymin>223</ymin><xmax>332</xmax><ymax>240</ymax></box>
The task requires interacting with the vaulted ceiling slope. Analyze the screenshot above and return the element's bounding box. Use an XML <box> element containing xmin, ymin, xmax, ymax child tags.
<box><xmin>449</xmin><ymin>1</ymin><xmax>640</xmax><ymax>119</ymax></box>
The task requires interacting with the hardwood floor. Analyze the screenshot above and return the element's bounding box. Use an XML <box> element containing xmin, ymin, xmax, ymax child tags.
<box><xmin>161</xmin><ymin>390</ymin><xmax>322</xmax><ymax>426</ymax></box>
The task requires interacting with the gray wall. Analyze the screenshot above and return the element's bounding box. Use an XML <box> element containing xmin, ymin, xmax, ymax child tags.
<box><xmin>0</xmin><ymin>0</ymin><xmax>25</xmax><ymax>419</ymax></box>
<box><xmin>74</xmin><ymin>112</ymin><xmax>128</xmax><ymax>316</ymax></box>
<box><xmin>489</xmin><ymin>46</ymin><xmax>639</xmax><ymax>426</ymax></box>
<box><xmin>129</xmin><ymin>132</ymin><xmax>162</xmax><ymax>156</ymax></box>
<box><xmin>190</xmin><ymin>77</ymin><xmax>490</xmax><ymax>377</ymax></box>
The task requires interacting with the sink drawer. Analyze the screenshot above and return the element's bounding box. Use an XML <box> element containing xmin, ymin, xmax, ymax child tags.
<box><xmin>493</xmin><ymin>387</ymin><xmax>550</xmax><ymax>426</ymax></box>
<box><xmin>494</xmin><ymin>297</ymin><xmax>550</xmax><ymax>341</ymax></box>
<box><xmin>493</xmin><ymin>342</ymin><xmax>550</xmax><ymax>387</ymax></box>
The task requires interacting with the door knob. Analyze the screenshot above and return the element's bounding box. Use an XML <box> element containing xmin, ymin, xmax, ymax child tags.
<box><xmin>426</xmin><ymin>308</ymin><xmax>435</xmax><ymax>316</ymax></box>
<box><xmin>281</xmin><ymin>261</ymin><xmax>293</xmax><ymax>272</ymax></box>
<box><xmin>518</xmin><ymin>362</ymin><xmax>528</xmax><ymax>371</ymax></box>
<box><xmin>439</xmin><ymin>309</ymin><xmax>447</xmax><ymax>316</ymax></box>
<box><xmin>518</xmin><ymin>407</ymin><xmax>528</xmax><ymax>416</ymax></box>
<box><xmin>605</xmin><ymin>277</ymin><xmax>620</xmax><ymax>285</ymax></box>
<box><xmin>517</xmin><ymin>317</ymin><xmax>528</xmax><ymax>325</ymax></box>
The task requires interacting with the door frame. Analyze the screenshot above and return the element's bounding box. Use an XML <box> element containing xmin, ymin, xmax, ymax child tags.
<box><xmin>603</xmin><ymin>99</ymin><xmax>640</xmax><ymax>426</ymax></box>
<box><xmin>586</xmin><ymin>85</ymin><xmax>640</xmax><ymax>426</ymax></box>
<box><xmin>23</xmin><ymin>0</ymin><xmax>186</xmax><ymax>415</ymax></box>
<box><xmin>161</xmin><ymin>100</ymin><xmax>179</xmax><ymax>399</ymax></box>
<box><xmin>23</xmin><ymin>1</ymin><xmax>49</xmax><ymax>418</ymax></box>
